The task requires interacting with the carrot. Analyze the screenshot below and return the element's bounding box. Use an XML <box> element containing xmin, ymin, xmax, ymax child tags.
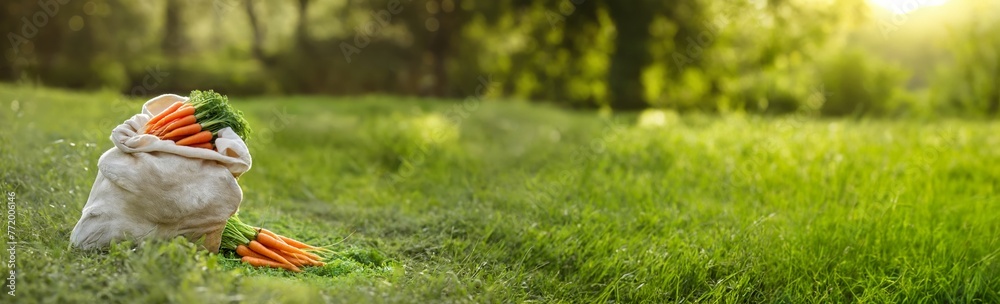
<box><xmin>144</xmin><ymin>101</ymin><xmax>184</xmax><ymax>133</ymax></box>
<box><xmin>255</xmin><ymin>228</ymin><xmax>324</xmax><ymax>261</ymax></box>
<box><xmin>276</xmin><ymin>248</ymin><xmax>312</xmax><ymax>264</ymax></box>
<box><xmin>175</xmin><ymin>131</ymin><xmax>213</xmax><ymax>146</ymax></box>
<box><xmin>257</xmin><ymin>228</ymin><xmax>287</xmax><ymax>245</ymax></box>
<box><xmin>236</xmin><ymin>244</ymin><xmax>268</xmax><ymax>260</ymax></box>
<box><xmin>148</xmin><ymin>105</ymin><xmax>195</xmax><ymax>132</ymax></box>
<box><xmin>161</xmin><ymin>123</ymin><xmax>202</xmax><ymax>140</ymax></box>
<box><xmin>277</xmin><ymin>234</ymin><xmax>324</xmax><ymax>251</ymax></box>
<box><xmin>189</xmin><ymin>143</ymin><xmax>214</xmax><ymax>150</ymax></box>
<box><xmin>256</xmin><ymin>232</ymin><xmax>315</xmax><ymax>260</ymax></box>
<box><xmin>248</xmin><ymin>240</ymin><xmax>298</xmax><ymax>271</ymax></box>
<box><xmin>256</xmin><ymin>227</ymin><xmax>323</xmax><ymax>252</ymax></box>
<box><xmin>241</xmin><ymin>256</ymin><xmax>301</xmax><ymax>272</ymax></box>
<box><xmin>289</xmin><ymin>253</ymin><xmax>325</xmax><ymax>266</ymax></box>
<box><xmin>278</xmin><ymin>252</ymin><xmax>306</xmax><ymax>267</ymax></box>
<box><xmin>297</xmin><ymin>249</ymin><xmax>322</xmax><ymax>261</ymax></box>
<box><xmin>290</xmin><ymin>253</ymin><xmax>325</xmax><ymax>267</ymax></box>
<box><xmin>154</xmin><ymin>115</ymin><xmax>197</xmax><ymax>137</ymax></box>
<box><xmin>151</xmin><ymin>105</ymin><xmax>194</xmax><ymax>129</ymax></box>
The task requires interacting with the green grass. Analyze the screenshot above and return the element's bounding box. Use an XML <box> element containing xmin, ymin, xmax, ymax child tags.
<box><xmin>1</xmin><ymin>83</ymin><xmax>999</xmax><ymax>303</ymax></box>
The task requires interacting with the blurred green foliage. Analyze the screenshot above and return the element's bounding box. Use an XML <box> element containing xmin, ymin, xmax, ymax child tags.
<box><xmin>819</xmin><ymin>49</ymin><xmax>909</xmax><ymax>117</ymax></box>
<box><xmin>931</xmin><ymin>14</ymin><xmax>1000</xmax><ymax>116</ymax></box>
<box><xmin>0</xmin><ymin>0</ymin><xmax>997</xmax><ymax>116</ymax></box>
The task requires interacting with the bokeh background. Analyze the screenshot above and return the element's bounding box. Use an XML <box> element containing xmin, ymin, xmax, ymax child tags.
<box><xmin>1</xmin><ymin>0</ymin><xmax>998</xmax><ymax>116</ymax></box>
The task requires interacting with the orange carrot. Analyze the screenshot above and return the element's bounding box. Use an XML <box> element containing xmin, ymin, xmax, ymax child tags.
<box><xmin>292</xmin><ymin>253</ymin><xmax>325</xmax><ymax>267</ymax></box>
<box><xmin>255</xmin><ymin>228</ymin><xmax>325</xmax><ymax>262</ymax></box>
<box><xmin>144</xmin><ymin>101</ymin><xmax>184</xmax><ymax>133</ymax></box>
<box><xmin>236</xmin><ymin>244</ymin><xmax>267</xmax><ymax>260</ymax></box>
<box><xmin>248</xmin><ymin>240</ymin><xmax>298</xmax><ymax>271</ymax></box>
<box><xmin>256</xmin><ymin>233</ymin><xmax>314</xmax><ymax>260</ymax></box>
<box><xmin>289</xmin><ymin>252</ymin><xmax>325</xmax><ymax>266</ymax></box>
<box><xmin>241</xmin><ymin>256</ymin><xmax>301</xmax><ymax>272</ymax></box>
<box><xmin>257</xmin><ymin>228</ymin><xmax>286</xmax><ymax>244</ymax></box>
<box><xmin>277</xmin><ymin>234</ymin><xmax>323</xmax><ymax>251</ymax></box>
<box><xmin>154</xmin><ymin>115</ymin><xmax>197</xmax><ymax>137</ymax></box>
<box><xmin>296</xmin><ymin>249</ymin><xmax>322</xmax><ymax>261</ymax></box>
<box><xmin>149</xmin><ymin>105</ymin><xmax>195</xmax><ymax>132</ymax></box>
<box><xmin>175</xmin><ymin>131</ymin><xmax>213</xmax><ymax>146</ymax></box>
<box><xmin>240</xmin><ymin>244</ymin><xmax>308</xmax><ymax>270</ymax></box>
<box><xmin>189</xmin><ymin>143</ymin><xmax>214</xmax><ymax>150</ymax></box>
<box><xmin>161</xmin><ymin>122</ymin><xmax>202</xmax><ymax>140</ymax></box>
<box><xmin>278</xmin><ymin>252</ymin><xmax>307</xmax><ymax>267</ymax></box>
<box><xmin>277</xmin><ymin>250</ymin><xmax>316</xmax><ymax>265</ymax></box>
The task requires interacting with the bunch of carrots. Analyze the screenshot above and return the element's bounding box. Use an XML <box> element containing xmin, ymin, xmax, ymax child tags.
<box><xmin>221</xmin><ymin>215</ymin><xmax>328</xmax><ymax>272</ymax></box>
<box><xmin>142</xmin><ymin>90</ymin><xmax>251</xmax><ymax>149</ymax></box>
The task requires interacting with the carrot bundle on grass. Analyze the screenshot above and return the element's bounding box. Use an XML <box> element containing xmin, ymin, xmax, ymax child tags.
<box><xmin>242</xmin><ymin>256</ymin><xmax>299</xmax><ymax>272</ymax></box>
<box><xmin>236</xmin><ymin>244</ymin><xmax>267</xmax><ymax>260</ymax></box>
<box><xmin>256</xmin><ymin>232</ymin><xmax>317</xmax><ymax>259</ymax></box>
<box><xmin>260</xmin><ymin>227</ymin><xmax>328</xmax><ymax>252</ymax></box>
<box><xmin>247</xmin><ymin>240</ymin><xmax>298</xmax><ymax>271</ymax></box>
<box><xmin>220</xmin><ymin>214</ymin><xmax>329</xmax><ymax>272</ymax></box>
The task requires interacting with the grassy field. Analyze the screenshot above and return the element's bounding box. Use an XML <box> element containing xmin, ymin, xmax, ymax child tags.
<box><xmin>1</xmin><ymin>84</ymin><xmax>999</xmax><ymax>303</ymax></box>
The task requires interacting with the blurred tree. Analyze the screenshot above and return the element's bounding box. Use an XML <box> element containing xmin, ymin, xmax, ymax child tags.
<box><xmin>389</xmin><ymin>0</ymin><xmax>468</xmax><ymax>96</ymax></box>
<box><xmin>0</xmin><ymin>0</ymin><xmax>993</xmax><ymax>118</ymax></box>
<box><xmin>605</xmin><ymin>0</ymin><xmax>656</xmax><ymax>110</ymax></box>
<box><xmin>932</xmin><ymin>7</ymin><xmax>1000</xmax><ymax>116</ymax></box>
<box><xmin>244</xmin><ymin>0</ymin><xmax>270</xmax><ymax>66</ymax></box>
<box><xmin>162</xmin><ymin>0</ymin><xmax>185</xmax><ymax>57</ymax></box>
<box><xmin>819</xmin><ymin>49</ymin><xmax>908</xmax><ymax>116</ymax></box>
<box><xmin>295</xmin><ymin>0</ymin><xmax>310</xmax><ymax>47</ymax></box>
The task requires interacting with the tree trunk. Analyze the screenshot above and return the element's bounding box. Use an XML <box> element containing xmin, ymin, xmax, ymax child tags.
<box><xmin>428</xmin><ymin>15</ymin><xmax>453</xmax><ymax>97</ymax></box>
<box><xmin>295</xmin><ymin>0</ymin><xmax>310</xmax><ymax>48</ymax></box>
<box><xmin>606</xmin><ymin>1</ymin><xmax>653</xmax><ymax>110</ymax></box>
<box><xmin>162</xmin><ymin>0</ymin><xmax>184</xmax><ymax>57</ymax></box>
<box><xmin>244</xmin><ymin>0</ymin><xmax>273</xmax><ymax>67</ymax></box>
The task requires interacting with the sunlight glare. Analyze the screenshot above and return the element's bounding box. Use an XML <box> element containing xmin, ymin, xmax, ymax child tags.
<box><xmin>868</xmin><ymin>0</ymin><xmax>950</xmax><ymax>14</ymax></box>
